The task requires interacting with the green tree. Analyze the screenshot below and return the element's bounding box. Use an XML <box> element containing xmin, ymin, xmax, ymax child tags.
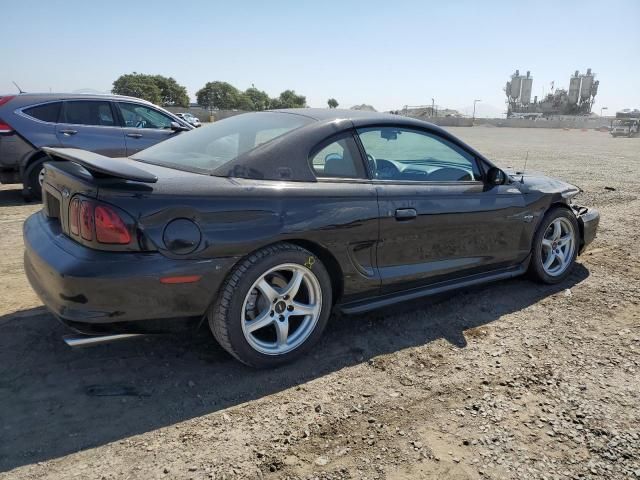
<box><xmin>270</xmin><ymin>90</ymin><xmax>306</xmax><ymax>109</ymax></box>
<box><xmin>235</xmin><ymin>93</ymin><xmax>255</xmax><ymax>111</ymax></box>
<box><xmin>196</xmin><ymin>81</ymin><xmax>241</xmax><ymax>110</ymax></box>
<box><xmin>112</xmin><ymin>73</ymin><xmax>161</xmax><ymax>105</ymax></box>
<box><xmin>151</xmin><ymin>75</ymin><xmax>189</xmax><ymax>107</ymax></box>
<box><xmin>244</xmin><ymin>87</ymin><xmax>270</xmax><ymax>111</ymax></box>
<box><xmin>112</xmin><ymin>73</ymin><xmax>189</xmax><ymax>107</ymax></box>
<box><xmin>327</xmin><ymin>98</ymin><xmax>339</xmax><ymax>109</ymax></box>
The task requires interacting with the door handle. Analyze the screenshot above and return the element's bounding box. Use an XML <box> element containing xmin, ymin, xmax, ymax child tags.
<box><xmin>395</xmin><ymin>208</ymin><xmax>417</xmax><ymax>220</ymax></box>
<box><xmin>59</xmin><ymin>129</ymin><xmax>77</xmax><ymax>135</ymax></box>
<box><xmin>126</xmin><ymin>133</ymin><xmax>143</xmax><ymax>139</ymax></box>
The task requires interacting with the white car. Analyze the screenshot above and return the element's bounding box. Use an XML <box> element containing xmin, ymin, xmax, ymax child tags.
<box><xmin>176</xmin><ymin>112</ymin><xmax>202</xmax><ymax>127</ymax></box>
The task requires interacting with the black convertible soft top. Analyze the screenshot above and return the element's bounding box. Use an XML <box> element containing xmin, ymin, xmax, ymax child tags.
<box><xmin>212</xmin><ymin>109</ymin><xmax>487</xmax><ymax>183</ymax></box>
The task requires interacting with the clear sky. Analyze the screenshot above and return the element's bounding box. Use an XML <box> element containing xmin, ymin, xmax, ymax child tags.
<box><xmin>2</xmin><ymin>0</ymin><xmax>639</xmax><ymax>116</ymax></box>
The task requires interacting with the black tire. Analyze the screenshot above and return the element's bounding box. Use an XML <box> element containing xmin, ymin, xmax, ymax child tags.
<box><xmin>23</xmin><ymin>159</ymin><xmax>45</xmax><ymax>201</ymax></box>
<box><xmin>528</xmin><ymin>207</ymin><xmax>579</xmax><ymax>284</ymax></box>
<box><xmin>209</xmin><ymin>243</ymin><xmax>333</xmax><ymax>368</ymax></box>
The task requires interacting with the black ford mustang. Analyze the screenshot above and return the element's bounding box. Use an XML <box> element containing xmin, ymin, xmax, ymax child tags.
<box><xmin>23</xmin><ymin>109</ymin><xmax>599</xmax><ymax>367</ymax></box>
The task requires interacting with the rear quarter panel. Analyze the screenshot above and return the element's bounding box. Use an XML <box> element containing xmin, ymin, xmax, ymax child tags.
<box><xmin>99</xmin><ymin>176</ymin><xmax>381</xmax><ymax>302</ymax></box>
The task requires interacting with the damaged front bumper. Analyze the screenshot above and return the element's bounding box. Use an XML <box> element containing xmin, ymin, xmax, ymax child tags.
<box><xmin>572</xmin><ymin>205</ymin><xmax>600</xmax><ymax>253</ymax></box>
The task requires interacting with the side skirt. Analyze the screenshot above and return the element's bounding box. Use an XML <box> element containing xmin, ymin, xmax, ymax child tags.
<box><xmin>338</xmin><ymin>257</ymin><xmax>530</xmax><ymax>315</ymax></box>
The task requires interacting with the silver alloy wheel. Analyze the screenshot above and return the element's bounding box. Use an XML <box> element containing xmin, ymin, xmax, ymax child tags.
<box><xmin>38</xmin><ymin>167</ymin><xmax>45</xmax><ymax>187</ymax></box>
<box><xmin>541</xmin><ymin>217</ymin><xmax>576</xmax><ymax>277</ymax></box>
<box><xmin>241</xmin><ymin>263</ymin><xmax>322</xmax><ymax>355</ymax></box>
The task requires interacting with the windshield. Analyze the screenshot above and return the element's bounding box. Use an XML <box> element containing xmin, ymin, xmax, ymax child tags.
<box><xmin>131</xmin><ymin>112</ymin><xmax>313</xmax><ymax>174</ymax></box>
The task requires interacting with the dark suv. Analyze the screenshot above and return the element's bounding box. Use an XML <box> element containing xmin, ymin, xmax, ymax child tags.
<box><xmin>0</xmin><ymin>93</ymin><xmax>192</xmax><ymax>199</ymax></box>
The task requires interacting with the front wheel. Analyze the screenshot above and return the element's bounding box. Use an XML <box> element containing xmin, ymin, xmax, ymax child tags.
<box><xmin>209</xmin><ymin>243</ymin><xmax>333</xmax><ymax>367</ymax></box>
<box><xmin>529</xmin><ymin>208</ymin><xmax>579</xmax><ymax>284</ymax></box>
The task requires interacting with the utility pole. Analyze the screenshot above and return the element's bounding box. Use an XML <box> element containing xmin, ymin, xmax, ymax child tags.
<box><xmin>473</xmin><ymin>99</ymin><xmax>482</xmax><ymax>123</ymax></box>
<box><xmin>600</xmin><ymin>106</ymin><xmax>608</xmax><ymax>117</ymax></box>
<box><xmin>431</xmin><ymin>98</ymin><xmax>435</xmax><ymax>117</ymax></box>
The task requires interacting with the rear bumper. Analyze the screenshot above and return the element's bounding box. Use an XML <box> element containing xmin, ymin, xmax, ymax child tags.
<box><xmin>575</xmin><ymin>206</ymin><xmax>599</xmax><ymax>253</ymax></box>
<box><xmin>23</xmin><ymin>211</ymin><xmax>239</xmax><ymax>327</ymax></box>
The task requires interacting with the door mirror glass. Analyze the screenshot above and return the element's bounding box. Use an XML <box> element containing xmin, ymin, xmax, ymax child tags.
<box><xmin>487</xmin><ymin>167</ymin><xmax>506</xmax><ymax>185</ymax></box>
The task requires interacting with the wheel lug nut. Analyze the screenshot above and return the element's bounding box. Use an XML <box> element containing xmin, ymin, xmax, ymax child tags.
<box><xmin>270</xmin><ymin>311</ymin><xmax>274</xmax><ymax>317</ymax></box>
<box><xmin>287</xmin><ymin>305</ymin><xmax>294</xmax><ymax>311</ymax></box>
<box><xmin>283</xmin><ymin>295</ymin><xmax>289</xmax><ymax>300</ymax></box>
<box><xmin>279</xmin><ymin>315</ymin><xmax>285</xmax><ymax>321</ymax></box>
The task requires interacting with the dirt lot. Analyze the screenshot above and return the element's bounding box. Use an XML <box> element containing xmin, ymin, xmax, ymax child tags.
<box><xmin>0</xmin><ymin>128</ymin><xmax>638</xmax><ymax>480</ymax></box>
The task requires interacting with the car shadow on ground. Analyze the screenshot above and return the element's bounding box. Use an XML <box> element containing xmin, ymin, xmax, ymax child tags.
<box><xmin>0</xmin><ymin>265</ymin><xmax>589</xmax><ymax>472</ymax></box>
<box><xmin>0</xmin><ymin>187</ymin><xmax>35</xmax><ymax>207</ymax></box>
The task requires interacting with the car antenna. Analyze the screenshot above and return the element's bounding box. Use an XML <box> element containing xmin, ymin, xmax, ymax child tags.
<box><xmin>520</xmin><ymin>151</ymin><xmax>529</xmax><ymax>183</ymax></box>
<box><xmin>12</xmin><ymin>81</ymin><xmax>25</xmax><ymax>94</ymax></box>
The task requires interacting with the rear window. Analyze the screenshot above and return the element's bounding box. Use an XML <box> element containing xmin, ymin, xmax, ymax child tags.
<box><xmin>131</xmin><ymin>112</ymin><xmax>313</xmax><ymax>174</ymax></box>
<box><xmin>23</xmin><ymin>102</ymin><xmax>62</xmax><ymax>123</ymax></box>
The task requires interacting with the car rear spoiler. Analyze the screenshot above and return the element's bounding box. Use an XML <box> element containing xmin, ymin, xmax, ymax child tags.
<box><xmin>42</xmin><ymin>147</ymin><xmax>158</xmax><ymax>183</ymax></box>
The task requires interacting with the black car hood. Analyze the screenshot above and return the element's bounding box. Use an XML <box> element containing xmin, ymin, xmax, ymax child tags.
<box><xmin>506</xmin><ymin>170</ymin><xmax>581</xmax><ymax>199</ymax></box>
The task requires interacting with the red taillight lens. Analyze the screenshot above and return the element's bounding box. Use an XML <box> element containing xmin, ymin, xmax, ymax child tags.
<box><xmin>0</xmin><ymin>120</ymin><xmax>13</xmax><ymax>133</ymax></box>
<box><xmin>94</xmin><ymin>205</ymin><xmax>131</xmax><ymax>244</ymax></box>
<box><xmin>79</xmin><ymin>201</ymin><xmax>94</xmax><ymax>241</ymax></box>
<box><xmin>69</xmin><ymin>198</ymin><xmax>80</xmax><ymax>235</ymax></box>
<box><xmin>0</xmin><ymin>96</ymin><xmax>15</xmax><ymax>107</ymax></box>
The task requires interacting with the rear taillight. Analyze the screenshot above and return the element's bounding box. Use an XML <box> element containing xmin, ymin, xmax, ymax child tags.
<box><xmin>79</xmin><ymin>201</ymin><xmax>94</xmax><ymax>241</ymax></box>
<box><xmin>0</xmin><ymin>96</ymin><xmax>15</xmax><ymax>107</ymax></box>
<box><xmin>69</xmin><ymin>197</ymin><xmax>133</xmax><ymax>246</ymax></box>
<box><xmin>69</xmin><ymin>198</ymin><xmax>80</xmax><ymax>235</ymax></box>
<box><xmin>0</xmin><ymin>120</ymin><xmax>13</xmax><ymax>134</ymax></box>
<box><xmin>94</xmin><ymin>205</ymin><xmax>131</xmax><ymax>244</ymax></box>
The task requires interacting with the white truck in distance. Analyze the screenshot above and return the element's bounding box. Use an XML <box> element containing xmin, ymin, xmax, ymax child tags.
<box><xmin>611</xmin><ymin>109</ymin><xmax>640</xmax><ymax>137</ymax></box>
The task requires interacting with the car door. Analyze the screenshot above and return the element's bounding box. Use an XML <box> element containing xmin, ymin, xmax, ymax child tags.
<box><xmin>116</xmin><ymin>102</ymin><xmax>179</xmax><ymax>155</ymax></box>
<box><xmin>356</xmin><ymin>126</ymin><xmax>529</xmax><ymax>294</ymax></box>
<box><xmin>56</xmin><ymin>100</ymin><xmax>126</xmax><ymax>157</ymax></box>
<box><xmin>308</xmin><ymin>131</ymin><xmax>381</xmax><ymax>302</ymax></box>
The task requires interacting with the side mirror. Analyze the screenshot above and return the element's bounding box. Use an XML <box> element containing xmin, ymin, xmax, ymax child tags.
<box><xmin>486</xmin><ymin>167</ymin><xmax>506</xmax><ymax>186</ymax></box>
<box><xmin>170</xmin><ymin>121</ymin><xmax>189</xmax><ymax>132</ymax></box>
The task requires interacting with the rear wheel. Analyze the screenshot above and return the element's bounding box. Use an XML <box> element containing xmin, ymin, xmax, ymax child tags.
<box><xmin>24</xmin><ymin>159</ymin><xmax>45</xmax><ymax>201</ymax></box>
<box><xmin>209</xmin><ymin>243</ymin><xmax>332</xmax><ymax>367</ymax></box>
<box><xmin>529</xmin><ymin>207</ymin><xmax>579</xmax><ymax>284</ymax></box>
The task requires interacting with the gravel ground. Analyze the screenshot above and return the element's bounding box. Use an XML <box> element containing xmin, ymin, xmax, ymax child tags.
<box><xmin>0</xmin><ymin>127</ymin><xmax>638</xmax><ymax>480</ymax></box>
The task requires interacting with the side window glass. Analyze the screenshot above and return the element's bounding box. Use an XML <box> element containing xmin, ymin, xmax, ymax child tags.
<box><xmin>356</xmin><ymin>128</ymin><xmax>482</xmax><ymax>181</ymax></box>
<box><xmin>23</xmin><ymin>102</ymin><xmax>62</xmax><ymax>123</ymax></box>
<box><xmin>63</xmin><ymin>101</ymin><xmax>115</xmax><ymax>126</ymax></box>
<box><xmin>310</xmin><ymin>134</ymin><xmax>366</xmax><ymax>179</ymax></box>
<box><xmin>118</xmin><ymin>103</ymin><xmax>173</xmax><ymax>129</ymax></box>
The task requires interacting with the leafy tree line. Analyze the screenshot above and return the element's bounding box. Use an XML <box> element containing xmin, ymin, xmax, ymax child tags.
<box><xmin>195</xmin><ymin>82</ymin><xmax>306</xmax><ymax>111</ymax></box>
<box><xmin>112</xmin><ymin>73</ymin><xmax>190</xmax><ymax>107</ymax></box>
<box><xmin>111</xmin><ymin>73</ymin><xmax>312</xmax><ymax>111</ymax></box>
